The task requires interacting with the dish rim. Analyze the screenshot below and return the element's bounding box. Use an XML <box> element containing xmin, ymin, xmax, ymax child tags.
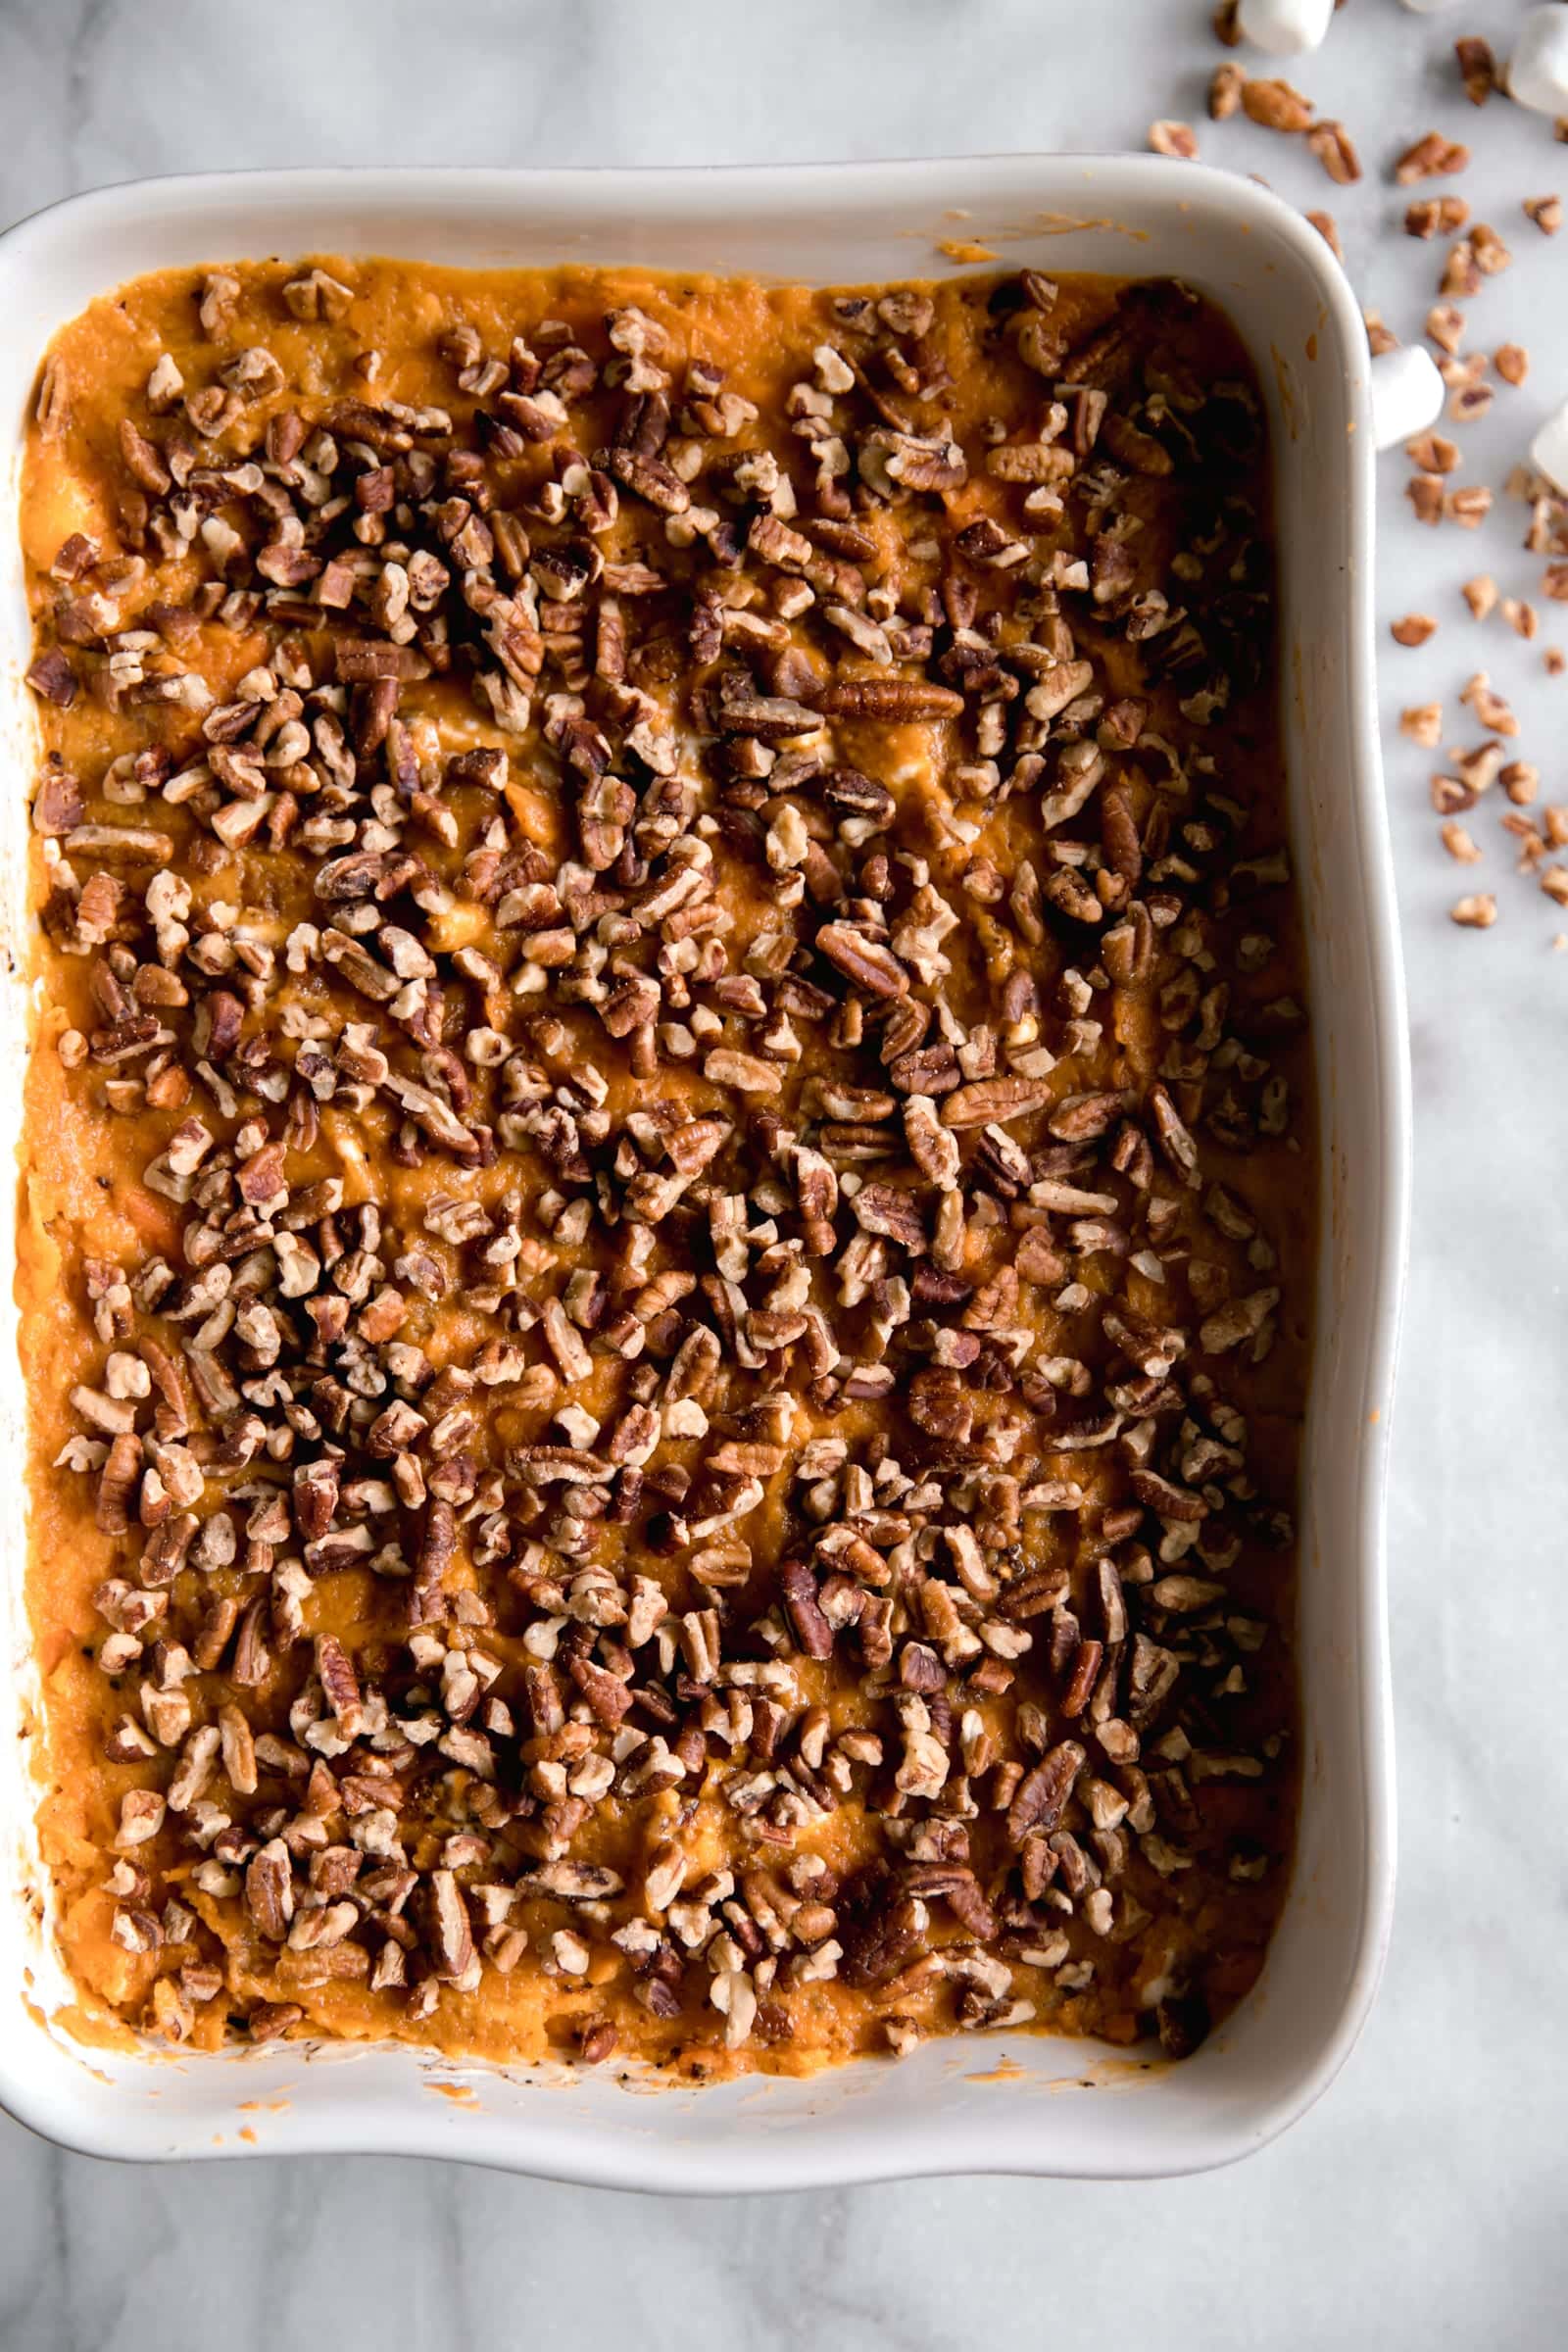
<box><xmin>0</xmin><ymin>153</ymin><xmax>1409</xmax><ymax>2188</ymax></box>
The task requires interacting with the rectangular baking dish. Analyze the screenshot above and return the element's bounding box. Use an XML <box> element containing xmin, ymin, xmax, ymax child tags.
<box><xmin>0</xmin><ymin>157</ymin><xmax>1408</xmax><ymax>2186</ymax></box>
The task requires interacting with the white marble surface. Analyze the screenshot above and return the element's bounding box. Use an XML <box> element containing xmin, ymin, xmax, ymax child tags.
<box><xmin>2</xmin><ymin>0</ymin><xmax>1565</xmax><ymax>2344</ymax></box>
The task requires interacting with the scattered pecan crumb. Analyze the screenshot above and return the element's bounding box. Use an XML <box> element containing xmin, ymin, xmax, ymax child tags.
<box><xmin>1437</xmin><ymin>352</ymin><xmax>1484</xmax><ymax>395</ymax></box>
<box><xmin>1449</xmin><ymin>893</ymin><xmax>1497</xmax><ymax>927</ymax></box>
<box><xmin>1307</xmin><ymin>122</ymin><xmax>1361</xmax><ymax>185</ymax></box>
<box><xmin>1400</xmin><ymin>704</ymin><xmax>1444</xmax><ymax>747</ymax></box>
<box><xmin>1391</xmin><ymin>613</ymin><xmax>1438</xmax><ymax>647</ymax></box>
<box><xmin>1447</xmin><ymin>379</ymin><xmax>1493</xmax><ymax>424</ymax></box>
<box><xmin>1446</xmin><ymin>486</ymin><xmax>1493</xmax><ymax>529</ymax></box>
<box><xmin>1306</xmin><ymin>212</ymin><xmax>1343</xmax><ymax>260</ymax></box>
<box><xmin>1440</xmin><ymin>822</ymin><xmax>1482</xmax><ymax>862</ymax></box>
<box><xmin>1148</xmin><ymin>121</ymin><xmax>1199</xmax><ymax>160</ymax></box>
<box><xmin>1459</xmin><ymin>670</ymin><xmax>1518</xmax><ymax>732</ymax></box>
<box><xmin>1407</xmin><ymin>432</ymin><xmax>1459</xmax><ymax>474</ymax></box>
<box><xmin>1494</xmin><ymin>344</ymin><xmax>1529</xmax><ymax>387</ymax></box>
<box><xmin>1396</xmin><ymin>133</ymin><xmax>1472</xmax><ymax>186</ymax></box>
<box><xmin>1440</xmin><ymin>240</ymin><xmax>1480</xmax><ymax>299</ymax></box>
<box><xmin>1503</xmin><ymin>811</ymin><xmax>1546</xmax><ymax>869</ymax></box>
<box><xmin>1523</xmin><ymin>195</ymin><xmax>1562</xmax><ymax>235</ymax></box>
<box><xmin>1242</xmin><ymin>78</ymin><xmax>1314</xmax><ymax>134</ymax></box>
<box><xmin>1462</xmin><ymin>574</ymin><xmax>1497</xmax><ymax>620</ymax></box>
<box><xmin>1454</xmin><ymin>38</ymin><xmax>1496</xmax><ymax>107</ymax></box>
<box><xmin>1405</xmin><ymin>196</ymin><xmax>1471</xmax><ymax>240</ymax></box>
<box><xmin>1406</xmin><ymin>474</ymin><xmax>1446</xmax><ymax>526</ymax></box>
<box><xmin>1425</xmin><ymin>305</ymin><xmax>1465</xmax><ymax>357</ymax></box>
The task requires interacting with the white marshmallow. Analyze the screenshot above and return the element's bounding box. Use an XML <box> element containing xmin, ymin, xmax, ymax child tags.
<box><xmin>1368</xmin><ymin>345</ymin><xmax>1445</xmax><ymax>454</ymax></box>
<box><xmin>1237</xmin><ymin>0</ymin><xmax>1335</xmax><ymax>54</ymax></box>
<box><xmin>1507</xmin><ymin>6</ymin><xmax>1568</xmax><ymax>116</ymax></box>
<box><xmin>1530</xmin><ymin>404</ymin><xmax>1568</xmax><ymax>497</ymax></box>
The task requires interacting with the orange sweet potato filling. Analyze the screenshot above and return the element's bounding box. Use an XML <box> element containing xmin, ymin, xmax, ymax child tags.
<box><xmin>18</xmin><ymin>257</ymin><xmax>1311</xmax><ymax>2080</ymax></box>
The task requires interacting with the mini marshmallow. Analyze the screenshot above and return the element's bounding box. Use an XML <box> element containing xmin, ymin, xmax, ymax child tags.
<box><xmin>1530</xmin><ymin>404</ymin><xmax>1568</xmax><ymax>498</ymax></box>
<box><xmin>1507</xmin><ymin>7</ymin><xmax>1568</xmax><ymax>116</ymax></box>
<box><xmin>1368</xmin><ymin>345</ymin><xmax>1446</xmax><ymax>454</ymax></box>
<box><xmin>1237</xmin><ymin>0</ymin><xmax>1335</xmax><ymax>54</ymax></box>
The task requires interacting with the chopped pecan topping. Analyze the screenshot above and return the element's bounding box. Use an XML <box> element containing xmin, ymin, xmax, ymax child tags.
<box><xmin>23</xmin><ymin>254</ymin><xmax>1307</xmax><ymax>2077</ymax></box>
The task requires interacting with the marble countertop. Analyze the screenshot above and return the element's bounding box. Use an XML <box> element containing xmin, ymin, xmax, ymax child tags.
<box><xmin>2</xmin><ymin>0</ymin><xmax>1564</xmax><ymax>2345</ymax></box>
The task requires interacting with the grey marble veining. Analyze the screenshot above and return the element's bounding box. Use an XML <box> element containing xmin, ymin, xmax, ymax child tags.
<box><xmin>2</xmin><ymin>1</ymin><xmax>1566</xmax><ymax>2345</ymax></box>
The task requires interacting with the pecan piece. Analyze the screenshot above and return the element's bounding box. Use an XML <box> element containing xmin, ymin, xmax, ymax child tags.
<box><xmin>96</xmin><ymin>1431</ymin><xmax>142</xmax><ymax>1534</ymax></box>
<box><xmin>567</xmin><ymin>1653</ymin><xmax>633</xmax><ymax>1726</ymax></box>
<box><xmin>815</xmin><ymin>923</ymin><xmax>908</xmax><ymax>999</ymax></box>
<box><xmin>1005</xmin><ymin>1740</ymin><xmax>1085</xmax><ymax>1846</ymax></box>
<box><xmin>245</xmin><ymin>1838</ymin><xmax>294</xmax><ymax>1941</ymax></box>
<box><xmin>837</xmin><ymin>1867</ymin><xmax>925</xmax><ymax>1989</ymax></box>
<box><xmin>813</xmin><ymin>678</ymin><xmax>963</xmax><ymax>721</ymax></box>
<box><xmin>424</xmin><ymin>1869</ymin><xmax>476</xmax><ymax>1982</ymax></box>
<box><xmin>780</xmin><ymin>1560</ymin><xmax>835</xmax><ymax>1659</ymax></box>
<box><xmin>1240</xmin><ymin>77</ymin><xmax>1313</xmax><ymax>134</ymax></box>
<box><xmin>1396</xmin><ymin>132</ymin><xmax>1471</xmax><ymax>185</ymax></box>
<box><xmin>25</xmin><ymin>648</ymin><xmax>78</xmax><ymax>707</ymax></box>
<box><xmin>941</xmin><ymin>1076</ymin><xmax>1054</xmax><ymax>1130</ymax></box>
<box><xmin>316</xmin><ymin>1633</ymin><xmax>364</xmax><ymax>1735</ymax></box>
<box><xmin>247</xmin><ymin>2001</ymin><xmax>305</xmax><ymax>2044</ymax></box>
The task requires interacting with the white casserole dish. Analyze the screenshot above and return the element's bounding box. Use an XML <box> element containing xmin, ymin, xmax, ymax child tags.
<box><xmin>0</xmin><ymin>157</ymin><xmax>1409</xmax><ymax>2186</ymax></box>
